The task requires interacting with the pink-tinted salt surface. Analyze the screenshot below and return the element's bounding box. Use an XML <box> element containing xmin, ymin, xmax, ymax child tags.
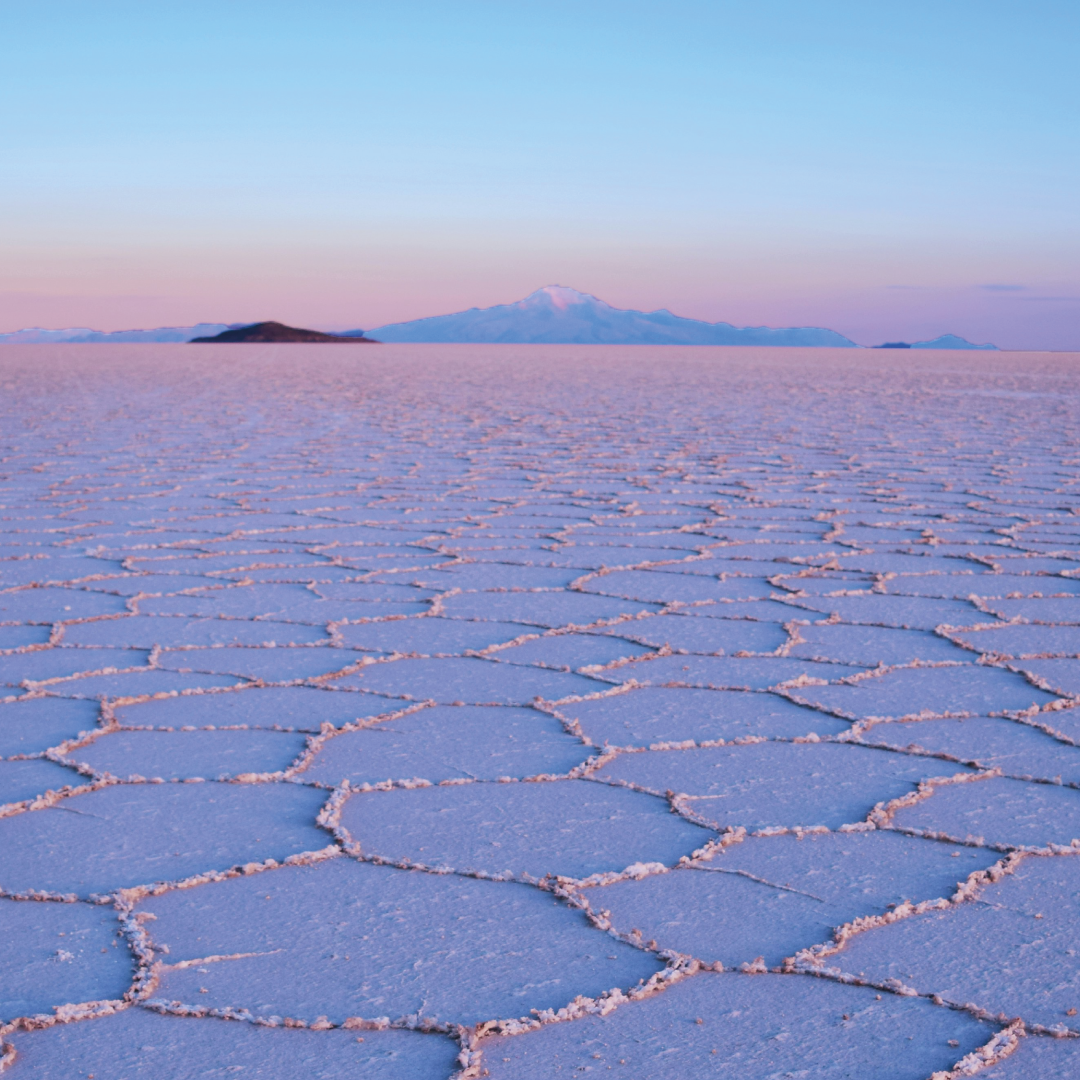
<box><xmin>1</xmin><ymin>344</ymin><xmax>1079</xmax><ymax>1078</ymax></box>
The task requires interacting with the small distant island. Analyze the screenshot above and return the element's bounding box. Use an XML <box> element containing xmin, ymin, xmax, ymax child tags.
<box><xmin>872</xmin><ymin>334</ymin><xmax>996</xmax><ymax>351</ymax></box>
<box><xmin>190</xmin><ymin>321</ymin><xmax>377</xmax><ymax>343</ymax></box>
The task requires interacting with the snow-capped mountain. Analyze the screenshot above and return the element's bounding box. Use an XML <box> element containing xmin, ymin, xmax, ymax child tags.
<box><xmin>356</xmin><ymin>286</ymin><xmax>859</xmax><ymax>346</ymax></box>
<box><xmin>0</xmin><ymin>323</ymin><xmax>234</xmax><ymax>344</ymax></box>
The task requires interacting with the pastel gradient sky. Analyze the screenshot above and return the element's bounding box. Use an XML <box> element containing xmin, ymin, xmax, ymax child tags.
<box><xmin>1</xmin><ymin>1</ymin><xmax>1077</xmax><ymax>348</ymax></box>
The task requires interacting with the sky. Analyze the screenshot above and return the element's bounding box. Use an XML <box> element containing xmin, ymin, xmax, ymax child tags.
<box><xmin>1</xmin><ymin>1</ymin><xmax>1077</xmax><ymax>348</ymax></box>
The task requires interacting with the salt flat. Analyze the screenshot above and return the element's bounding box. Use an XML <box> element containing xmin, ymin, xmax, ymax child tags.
<box><xmin>0</xmin><ymin>343</ymin><xmax>1079</xmax><ymax>1078</ymax></box>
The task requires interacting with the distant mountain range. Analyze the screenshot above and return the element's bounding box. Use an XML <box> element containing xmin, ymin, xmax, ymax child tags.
<box><xmin>0</xmin><ymin>323</ymin><xmax>235</xmax><ymax>344</ymax></box>
<box><xmin>349</xmin><ymin>287</ymin><xmax>996</xmax><ymax>348</ymax></box>
<box><xmin>352</xmin><ymin>286</ymin><xmax>859</xmax><ymax>346</ymax></box>
<box><xmin>0</xmin><ymin>288</ymin><xmax>998</xmax><ymax>348</ymax></box>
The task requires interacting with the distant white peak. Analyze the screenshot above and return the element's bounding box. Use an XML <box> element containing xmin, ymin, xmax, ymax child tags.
<box><xmin>521</xmin><ymin>286</ymin><xmax>606</xmax><ymax>311</ymax></box>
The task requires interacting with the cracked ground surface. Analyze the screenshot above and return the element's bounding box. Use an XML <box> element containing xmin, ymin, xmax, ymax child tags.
<box><xmin>1</xmin><ymin>343</ymin><xmax>1079</xmax><ymax>1078</ymax></box>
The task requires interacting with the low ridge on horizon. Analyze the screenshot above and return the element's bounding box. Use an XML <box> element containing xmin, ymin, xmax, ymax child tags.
<box><xmin>0</xmin><ymin>287</ymin><xmax>997</xmax><ymax>349</ymax></box>
<box><xmin>0</xmin><ymin>322</ymin><xmax>237</xmax><ymax>344</ymax></box>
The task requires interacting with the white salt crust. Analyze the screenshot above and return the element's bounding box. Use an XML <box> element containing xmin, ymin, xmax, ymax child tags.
<box><xmin>1</xmin><ymin>345</ymin><xmax>1079</xmax><ymax>1078</ymax></box>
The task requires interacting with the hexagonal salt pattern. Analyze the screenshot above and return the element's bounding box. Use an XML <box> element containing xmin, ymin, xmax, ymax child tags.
<box><xmin>1</xmin><ymin>345</ymin><xmax>1078</xmax><ymax>1078</ymax></box>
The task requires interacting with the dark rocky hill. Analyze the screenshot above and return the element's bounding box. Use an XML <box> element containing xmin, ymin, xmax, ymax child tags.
<box><xmin>191</xmin><ymin>321</ymin><xmax>377</xmax><ymax>343</ymax></box>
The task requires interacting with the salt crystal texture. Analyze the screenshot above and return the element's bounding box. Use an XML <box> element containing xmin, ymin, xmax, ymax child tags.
<box><xmin>333</xmin><ymin>655</ymin><xmax>600</xmax><ymax>703</ymax></box>
<box><xmin>479</xmin><ymin>970</ymin><xmax>993</xmax><ymax>1078</ymax></box>
<box><xmin>155</xmin><ymin>645</ymin><xmax>363</xmax><ymax>682</ymax></box>
<box><xmin>862</xmin><ymin>716</ymin><xmax>1080</xmax><ymax>783</ymax></box>
<box><xmin>597</xmin><ymin>654</ymin><xmax>865</xmax><ymax>690</ymax></box>
<box><xmin>141</xmin><ymin>858</ymin><xmax>662</xmax><ymax>1025</ymax></box>
<box><xmin>5</xmin><ymin>1007</ymin><xmax>459</xmax><ymax>1078</ymax></box>
<box><xmin>891</xmin><ymin>774</ymin><xmax>1080</xmax><ymax>847</ymax></box>
<box><xmin>1</xmin><ymin>344</ymin><xmax>1077</xmax><ymax>1076</ymax></box>
<box><xmin>1</xmin><ymin>898</ymin><xmax>130</xmax><ymax>1022</ymax></box>
<box><xmin>0</xmin><ymin>759</ymin><xmax>83</xmax><ymax>806</ymax></box>
<box><xmin>303</xmin><ymin>703</ymin><xmax>589</xmax><ymax>785</ymax></box>
<box><xmin>339</xmin><ymin>777</ymin><xmax>711</xmax><ymax>878</ymax></box>
<box><xmin>69</xmin><ymin>728</ymin><xmax>310</xmax><ymax>781</ymax></box>
<box><xmin>588</xmin><ymin>831</ymin><xmax>999</xmax><ymax>967</ymax></box>
<box><xmin>595</xmin><ymin>741</ymin><xmax>972</xmax><ymax>829</ymax></box>
<box><xmin>791</xmin><ymin>664</ymin><xmax>1058</xmax><ymax>718</ymax></box>
<box><xmin>559</xmin><ymin>686</ymin><xmax>847</xmax><ymax>746</ymax></box>
<box><xmin>604</xmin><ymin>612</ymin><xmax>788</xmax><ymax>654</ymax></box>
<box><xmin>113</xmin><ymin>685</ymin><xmax>391</xmax><ymax>730</ymax></box>
<box><xmin>0</xmin><ymin>783</ymin><xmax>328</xmax><ymax>894</ymax></box>
<box><xmin>0</xmin><ymin>697</ymin><xmax>99</xmax><ymax>755</ymax></box>
<box><xmin>832</xmin><ymin>855</ymin><xmax>1080</xmax><ymax>1029</ymax></box>
<box><xmin>973</xmin><ymin>1033</ymin><xmax>1080</xmax><ymax>1077</ymax></box>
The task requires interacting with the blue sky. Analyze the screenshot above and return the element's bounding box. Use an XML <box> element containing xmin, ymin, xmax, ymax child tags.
<box><xmin>1</xmin><ymin>1</ymin><xmax>1077</xmax><ymax>347</ymax></box>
